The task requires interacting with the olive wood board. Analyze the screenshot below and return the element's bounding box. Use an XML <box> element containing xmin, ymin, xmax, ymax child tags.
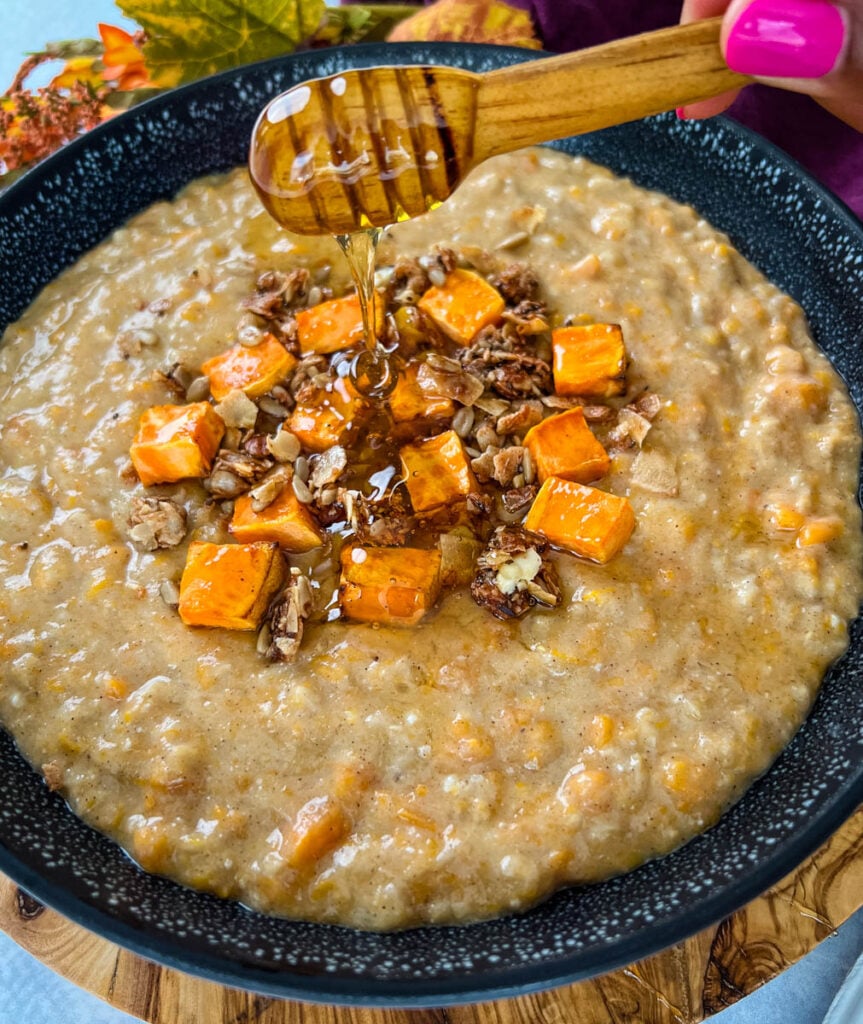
<box><xmin>1</xmin><ymin>802</ymin><xmax>861</xmax><ymax>1024</ymax></box>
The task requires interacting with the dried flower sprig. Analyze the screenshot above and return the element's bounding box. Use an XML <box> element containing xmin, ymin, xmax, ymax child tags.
<box><xmin>0</xmin><ymin>25</ymin><xmax>155</xmax><ymax>188</ymax></box>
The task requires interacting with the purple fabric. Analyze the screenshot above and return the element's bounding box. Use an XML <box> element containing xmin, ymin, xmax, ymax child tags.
<box><xmin>356</xmin><ymin>0</ymin><xmax>862</xmax><ymax>220</ymax></box>
<box><xmin>517</xmin><ymin>0</ymin><xmax>863</xmax><ymax>220</ymax></box>
<box><xmin>725</xmin><ymin>85</ymin><xmax>863</xmax><ymax>219</ymax></box>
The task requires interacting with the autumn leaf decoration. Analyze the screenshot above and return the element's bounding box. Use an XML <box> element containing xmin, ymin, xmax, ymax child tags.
<box><xmin>116</xmin><ymin>0</ymin><xmax>329</xmax><ymax>88</ymax></box>
<box><xmin>1</xmin><ymin>0</ymin><xmax>541</xmax><ymax>189</ymax></box>
<box><xmin>0</xmin><ymin>25</ymin><xmax>154</xmax><ymax>186</ymax></box>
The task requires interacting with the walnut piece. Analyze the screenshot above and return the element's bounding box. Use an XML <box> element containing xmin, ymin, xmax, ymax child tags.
<box><xmin>471</xmin><ymin>526</ymin><xmax>561</xmax><ymax>619</ymax></box>
<box><xmin>349</xmin><ymin>490</ymin><xmax>415</xmax><ymax>547</ymax></box>
<box><xmin>264</xmin><ymin>570</ymin><xmax>314</xmax><ymax>662</ymax></box>
<box><xmin>242</xmin><ymin>269</ymin><xmax>312</xmax><ymax>347</ymax></box>
<box><xmin>501</xmin><ymin>484</ymin><xmax>538</xmax><ymax>515</ymax></box>
<box><xmin>206</xmin><ymin>448</ymin><xmax>274</xmax><ymax>499</ymax></box>
<box><xmin>492</xmin><ymin>446</ymin><xmax>525</xmax><ymax>487</ymax></box>
<box><xmin>388</xmin><ymin>256</ymin><xmax>430</xmax><ymax>305</ymax></box>
<box><xmin>496</xmin><ymin>400</ymin><xmax>543</xmax><ymax>436</ymax></box>
<box><xmin>490</xmin><ymin>263</ymin><xmax>539</xmax><ymax>305</ymax></box>
<box><xmin>127</xmin><ymin>496</ymin><xmax>187</xmax><ymax>551</ymax></box>
<box><xmin>500</xmin><ymin>300</ymin><xmax>549</xmax><ymax>336</ymax></box>
<box><xmin>458</xmin><ymin>325</ymin><xmax>552</xmax><ymax>399</ymax></box>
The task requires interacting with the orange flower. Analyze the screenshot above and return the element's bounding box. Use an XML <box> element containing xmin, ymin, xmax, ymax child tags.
<box><xmin>99</xmin><ymin>23</ymin><xmax>153</xmax><ymax>91</ymax></box>
<box><xmin>50</xmin><ymin>55</ymin><xmax>103</xmax><ymax>91</ymax></box>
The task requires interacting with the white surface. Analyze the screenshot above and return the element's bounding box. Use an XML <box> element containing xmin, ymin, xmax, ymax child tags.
<box><xmin>0</xmin><ymin>930</ymin><xmax>142</xmax><ymax>1023</ymax></box>
<box><xmin>824</xmin><ymin>950</ymin><xmax>863</xmax><ymax>1024</ymax></box>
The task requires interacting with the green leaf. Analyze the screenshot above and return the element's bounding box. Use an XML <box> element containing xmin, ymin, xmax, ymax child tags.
<box><xmin>104</xmin><ymin>87</ymin><xmax>164</xmax><ymax>110</ymax></box>
<box><xmin>41</xmin><ymin>38</ymin><xmax>104</xmax><ymax>60</ymax></box>
<box><xmin>314</xmin><ymin>5</ymin><xmax>420</xmax><ymax>45</ymax></box>
<box><xmin>117</xmin><ymin>0</ymin><xmax>327</xmax><ymax>87</ymax></box>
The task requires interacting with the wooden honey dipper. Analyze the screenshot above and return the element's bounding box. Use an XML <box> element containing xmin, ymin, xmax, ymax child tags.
<box><xmin>249</xmin><ymin>18</ymin><xmax>748</xmax><ymax>236</ymax></box>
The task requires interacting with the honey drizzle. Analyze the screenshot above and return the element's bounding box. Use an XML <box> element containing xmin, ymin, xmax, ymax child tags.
<box><xmin>335</xmin><ymin>228</ymin><xmax>397</xmax><ymax>399</ymax></box>
<box><xmin>249</xmin><ymin>66</ymin><xmax>479</xmax><ymax>398</ymax></box>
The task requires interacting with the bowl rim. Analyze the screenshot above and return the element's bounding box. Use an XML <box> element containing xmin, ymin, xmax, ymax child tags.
<box><xmin>1</xmin><ymin>40</ymin><xmax>862</xmax><ymax>1008</ymax></box>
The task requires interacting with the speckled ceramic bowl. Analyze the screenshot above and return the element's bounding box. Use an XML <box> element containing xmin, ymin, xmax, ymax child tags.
<box><xmin>0</xmin><ymin>43</ymin><xmax>862</xmax><ymax>1008</ymax></box>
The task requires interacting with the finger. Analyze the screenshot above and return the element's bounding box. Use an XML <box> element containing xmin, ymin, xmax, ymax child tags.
<box><xmin>681</xmin><ymin>0</ymin><xmax>733</xmax><ymax>21</ymax></box>
<box><xmin>816</xmin><ymin>92</ymin><xmax>863</xmax><ymax>130</ymax></box>
<box><xmin>678</xmin><ymin>0</ymin><xmax>743</xmax><ymax>119</ymax></box>
<box><xmin>721</xmin><ymin>0</ymin><xmax>863</xmax><ymax>127</ymax></box>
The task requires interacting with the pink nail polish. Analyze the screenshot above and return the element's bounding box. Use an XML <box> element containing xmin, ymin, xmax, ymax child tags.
<box><xmin>676</xmin><ymin>107</ymin><xmax>689</xmax><ymax>120</ymax></box>
<box><xmin>726</xmin><ymin>0</ymin><xmax>848</xmax><ymax>78</ymax></box>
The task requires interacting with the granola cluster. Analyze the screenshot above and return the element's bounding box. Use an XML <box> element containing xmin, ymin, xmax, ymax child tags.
<box><xmin>124</xmin><ymin>244</ymin><xmax>663</xmax><ymax>660</ymax></box>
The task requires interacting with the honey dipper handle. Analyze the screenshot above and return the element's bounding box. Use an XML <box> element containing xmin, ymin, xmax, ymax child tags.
<box><xmin>473</xmin><ymin>18</ymin><xmax>749</xmax><ymax>160</ymax></box>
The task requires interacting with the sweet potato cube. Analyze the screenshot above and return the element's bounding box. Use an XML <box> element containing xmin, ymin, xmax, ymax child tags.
<box><xmin>524</xmin><ymin>407</ymin><xmax>610</xmax><ymax>483</ymax></box>
<box><xmin>178</xmin><ymin>541</ymin><xmax>285</xmax><ymax>630</ymax></box>
<box><xmin>130</xmin><ymin>402</ymin><xmax>224</xmax><ymax>487</ymax></box>
<box><xmin>388</xmin><ymin>360</ymin><xmax>456</xmax><ymax>423</ymax></box>
<box><xmin>201</xmin><ymin>333</ymin><xmax>296</xmax><ymax>402</ymax></box>
<box><xmin>400</xmin><ymin>429</ymin><xmax>480</xmax><ymax>513</ymax></box>
<box><xmin>230</xmin><ymin>487</ymin><xmax>324</xmax><ymax>552</ymax></box>
<box><xmin>287</xmin><ymin>377</ymin><xmax>368</xmax><ymax>453</ymax></box>
<box><xmin>295</xmin><ymin>293</ymin><xmax>384</xmax><ymax>355</ymax></box>
<box><xmin>340</xmin><ymin>545</ymin><xmax>442</xmax><ymax>626</ymax></box>
<box><xmin>524</xmin><ymin>476</ymin><xmax>634</xmax><ymax>563</ymax></box>
<box><xmin>797</xmin><ymin>515</ymin><xmax>844</xmax><ymax>547</ymax></box>
<box><xmin>284</xmin><ymin>796</ymin><xmax>350</xmax><ymax>869</ymax></box>
<box><xmin>417</xmin><ymin>268</ymin><xmax>505</xmax><ymax>344</ymax></box>
<box><xmin>552</xmin><ymin>323</ymin><xmax>627</xmax><ymax>398</ymax></box>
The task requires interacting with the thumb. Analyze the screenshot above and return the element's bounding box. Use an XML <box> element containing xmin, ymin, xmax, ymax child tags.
<box><xmin>722</xmin><ymin>0</ymin><xmax>863</xmax><ymax>129</ymax></box>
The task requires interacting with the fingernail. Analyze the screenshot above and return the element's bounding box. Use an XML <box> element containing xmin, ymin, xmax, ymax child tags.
<box><xmin>676</xmin><ymin>106</ymin><xmax>689</xmax><ymax>120</ymax></box>
<box><xmin>726</xmin><ymin>0</ymin><xmax>848</xmax><ymax>78</ymax></box>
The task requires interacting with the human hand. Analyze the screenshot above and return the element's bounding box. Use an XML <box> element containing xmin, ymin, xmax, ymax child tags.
<box><xmin>679</xmin><ymin>0</ymin><xmax>863</xmax><ymax>130</ymax></box>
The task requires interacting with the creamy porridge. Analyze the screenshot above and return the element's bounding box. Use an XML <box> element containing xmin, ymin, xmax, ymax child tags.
<box><xmin>0</xmin><ymin>148</ymin><xmax>860</xmax><ymax>930</ymax></box>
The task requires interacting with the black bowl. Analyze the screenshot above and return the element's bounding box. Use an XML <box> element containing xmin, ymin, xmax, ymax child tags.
<box><xmin>1</xmin><ymin>42</ymin><xmax>862</xmax><ymax>1008</ymax></box>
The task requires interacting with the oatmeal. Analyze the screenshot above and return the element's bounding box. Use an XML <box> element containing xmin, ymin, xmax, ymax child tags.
<box><xmin>0</xmin><ymin>148</ymin><xmax>860</xmax><ymax>930</ymax></box>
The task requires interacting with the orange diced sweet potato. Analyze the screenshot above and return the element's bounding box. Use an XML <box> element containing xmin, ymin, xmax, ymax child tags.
<box><xmin>797</xmin><ymin>515</ymin><xmax>844</xmax><ymax>547</ymax></box>
<box><xmin>178</xmin><ymin>541</ymin><xmax>286</xmax><ymax>630</ymax></box>
<box><xmin>400</xmin><ymin>429</ymin><xmax>480</xmax><ymax>513</ymax></box>
<box><xmin>552</xmin><ymin>323</ymin><xmax>627</xmax><ymax>397</ymax></box>
<box><xmin>295</xmin><ymin>293</ymin><xmax>383</xmax><ymax>355</ymax></box>
<box><xmin>764</xmin><ymin>502</ymin><xmax>806</xmax><ymax>532</ymax></box>
<box><xmin>284</xmin><ymin>796</ymin><xmax>350</xmax><ymax>869</ymax></box>
<box><xmin>201</xmin><ymin>333</ymin><xmax>296</xmax><ymax>402</ymax></box>
<box><xmin>130</xmin><ymin>823</ymin><xmax>172</xmax><ymax>873</ymax></box>
<box><xmin>524</xmin><ymin>476</ymin><xmax>635</xmax><ymax>563</ymax></box>
<box><xmin>130</xmin><ymin>402</ymin><xmax>224</xmax><ymax>487</ymax></box>
<box><xmin>388</xmin><ymin>360</ymin><xmax>456</xmax><ymax>423</ymax></box>
<box><xmin>230</xmin><ymin>487</ymin><xmax>324</xmax><ymax>552</ymax></box>
<box><xmin>287</xmin><ymin>377</ymin><xmax>368</xmax><ymax>453</ymax></box>
<box><xmin>339</xmin><ymin>545</ymin><xmax>442</xmax><ymax>626</ymax></box>
<box><xmin>524</xmin><ymin>407</ymin><xmax>610</xmax><ymax>483</ymax></box>
<box><xmin>417</xmin><ymin>268</ymin><xmax>505</xmax><ymax>344</ymax></box>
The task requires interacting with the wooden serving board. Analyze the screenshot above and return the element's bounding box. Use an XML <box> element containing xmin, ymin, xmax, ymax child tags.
<box><xmin>1</xmin><ymin>803</ymin><xmax>862</xmax><ymax>1024</ymax></box>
